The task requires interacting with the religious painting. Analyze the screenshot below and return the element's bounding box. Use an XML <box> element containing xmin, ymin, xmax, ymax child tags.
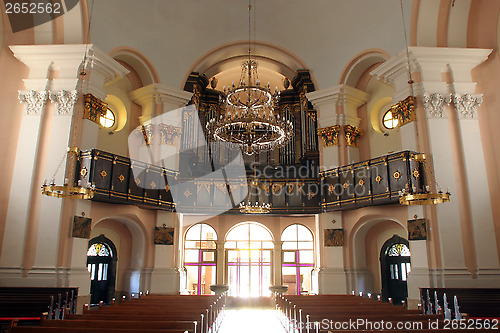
<box><xmin>154</xmin><ymin>226</ymin><xmax>175</xmax><ymax>245</ymax></box>
<box><xmin>324</xmin><ymin>229</ymin><xmax>344</xmax><ymax>247</ymax></box>
<box><xmin>72</xmin><ymin>216</ymin><xmax>92</xmax><ymax>239</ymax></box>
<box><xmin>408</xmin><ymin>218</ymin><xmax>427</xmax><ymax>240</ymax></box>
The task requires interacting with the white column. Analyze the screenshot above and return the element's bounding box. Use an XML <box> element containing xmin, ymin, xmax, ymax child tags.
<box><xmin>307</xmin><ymin>86</ymin><xmax>342</xmax><ymax>170</ymax></box>
<box><xmin>342</xmin><ymin>85</ymin><xmax>369</xmax><ymax>163</ymax></box>
<box><xmin>273</xmin><ymin>241</ymin><xmax>283</xmax><ymax>286</ymax></box>
<box><xmin>2</xmin><ymin>45</ymin><xmax>127</xmax><ymax>295</ymax></box>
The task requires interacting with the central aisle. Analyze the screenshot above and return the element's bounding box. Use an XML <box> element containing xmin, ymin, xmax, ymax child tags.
<box><xmin>218</xmin><ymin>309</ymin><xmax>287</xmax><ymax>333</ymax></box>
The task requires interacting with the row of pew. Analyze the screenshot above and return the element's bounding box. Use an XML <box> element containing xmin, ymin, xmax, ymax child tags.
<box><xmin>9</xmin><ymin>294</ymin><xmax>226</xmax><ymax>333</ymax></box>
<box><xmin>0</xmin><ymin>287</ymin><xmax>78</xmax><ymax>332</ymax></box>
<box><xmin>275</xmin><ymin>294</ymin><xmax>495</xmax><ymax>333</ymax></box>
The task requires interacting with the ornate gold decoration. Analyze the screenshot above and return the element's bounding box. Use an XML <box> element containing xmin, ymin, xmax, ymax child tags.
<box><xmin>412</xmin><ymin>169</ymin><xmax>420</xmax><ymax>179</ymax></box>
<box><xmin>184</xmin><ymin>189</ymin><xmax>192</xmax><ymax>198</ymax></box>
<box><xmin>118</xmin><ymin>174</ymin><xmax>125</xmax><ymax>182</ymax></box>
<box><xmin>287</xmin><ymin>183</ymin><xmax>295</xmax><ymax>194</ymax></box>
<box><xmin>344</xmin><ymin>125</ymin><xmax>363</xmax><ymax>147</ymax></box>
<box><xmin>84</xmin><ymin>94</ymin><xmax>107</xmax><ymax>124</ymax></box>
<box><xmin>317</xmin><ymin>125</ymin><xmax>341</xmax><ymax>147</ymax></box>
<box><xmin>308</xmin><ymin>111</ymin><xmax>317</xmax><ymax>121</ymax></box>
<box><xmin>197</xmin><ymin>181</ymin><xmax>211</xmax><ymax>193</ymax></box>
<box><xmin>375</xmin><ymin>175</ymin><xmax>383</xmax><ymax>183</ymax></box>
<box><xmin>391</xmin><ymin>96</ymin><xmax>416</xmax><ymax>126</ymax></box>
<box><xmin>136</xmin><ymin>123</ymin><xmax>181</xmax><ymax>146</ymax></box>
<box><xmin>393</xmin><ymin>170</ymin><xmax>402</xmax><ymax>181</ymax></box>
<box><xmin>358</xmin><ymin>179</ymin><xmax>365</xmax><ymax>186</ymax></box>
<box><xmin>214</xmin><ymin>182</ymin><xmax>227</xmax><ymax>193</ymax></box>
<box><xmin>165</xmin><ymin>185</ymin><xmax>170</xmax><ymax>192</ymax></box>
<box><xmin>343</xmin><ymin>182</ymin><xmax>349</xmax><ymax>190</ymax></box>
<box><xmin>307</xmin><ymin>190</ymin><xmax>315</xmax><ymax>200</ymax></box>
<box><xmin>42</xmin><ymin>184</ymin><xmax>95</xmax><ymax>200</ymax></box>
<box><xmin>272</xmin><ymin>183</ymin><xmax>284</xmax><ymax>194</ymax></box>
<box><xmin>99</xmin><ymin>170</ymin><xmax>108</xmax><ymax>178</ymax></box>
<box><xmin>328</xmin><ymin>184</ymin><xmax>335</xmax><ymax>194</ymax></box>
<box><xmin>261</xmin><ymin>183</ymin><xmax>270</xmax><ymax>194</ymax></box>
<box><xmin>80</xmin><ymin>167</ymin><xmax>88</xmax><ymax>177</ymax></box>
<box><xmin>150</xmin><ymin>181</ymin><xmax>157</xmax><ymax>189</ymax></box>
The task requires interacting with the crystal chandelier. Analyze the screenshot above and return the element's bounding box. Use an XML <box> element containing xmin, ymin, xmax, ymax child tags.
<box><xmin>205</xmin><ymin>3</ymin><xmax>293</xmax><ymax>155</ymax></box>
<box><xmin>239</xmin><ymin>201</ymin><xmax>271</xmax><ymax>214</ymax></box>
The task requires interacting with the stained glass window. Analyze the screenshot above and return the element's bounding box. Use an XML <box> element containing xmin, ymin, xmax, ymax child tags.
<box><xmin>87</xmin><ymin>243</ymin><xmax>112</xmax><ymax>257</ymax></box>
<box><xmin>387</xmin><ymin>243</ymin><xmax>410</xmax><ymax>257</ymax></box>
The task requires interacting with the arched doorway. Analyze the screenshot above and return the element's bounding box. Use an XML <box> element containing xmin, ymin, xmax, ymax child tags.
<box><xmin>87</xmin><ymin>235</ymin><xmax>117</xmax><ymax>305</ymax></box>
<box><xmin>225</xmin><ymin>222</ymin><xmax>273</xmax><ymax>297</ymax></box>
<box><xmin>380</xmin><ymin>235</ymin><xmax>411</xmax><ymax>305</ymax></box>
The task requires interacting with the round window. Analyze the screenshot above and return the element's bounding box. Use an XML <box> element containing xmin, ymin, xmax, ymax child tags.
<box><xmin>382</xmin><ymin>110</ymin><xmax>398</xmax><ymax>130</ymax></box>
<box><xmin>100</xmin><ymin>108</ymin><xmax>116</xmax><ymax>129</ymax></box>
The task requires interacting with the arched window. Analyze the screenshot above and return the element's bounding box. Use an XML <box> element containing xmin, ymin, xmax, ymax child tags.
<box><xmin>184</xmin><ymin>223</ymin><xmax>217</xmax><ymax>295</ymax></box>
<box><xmin>281</xmin><ymin>224</ymin><xmax>314</xmax><ymax>295</ymax></box>
<box><xmin>225</xmin><ymin>222</ymin><xmax>273</xmax><ymax>297</ymax></box>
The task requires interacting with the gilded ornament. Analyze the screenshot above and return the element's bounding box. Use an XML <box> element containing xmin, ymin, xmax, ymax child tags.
<box><xmin>375</xmin><ymin>175</ymin><xmax>383</xmax><ymax>184</ymax></box>
<box><xmin>393</xmin><ymin>170</ymin><xmax>402</xmax><ymax>180</ymax></box>
<box><xmin>343</xmin><ymin>125</ymin><xmax>363</xmax><ymax>147</ymax></box>
<box><xmin>118</xmin><ymin>174</ymin><xmax>125</xmax><ymax>182</ymax></box>
<box><xmin>317</xmin><ymin>125</ymin><xmax>341</xmax><ymax>147</ymax></box>
<box><xmin>80</xmin><ymin>167</ymin><xmax>88</xmax><ymax>177</ymax></box>
<box><xmin>100</xmin><ymin>170</ymin><xmax>108</xmax><ymax>178</ymax></box>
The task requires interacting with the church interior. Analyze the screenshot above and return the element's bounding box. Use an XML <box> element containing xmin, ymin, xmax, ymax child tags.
<box><xmin>1</xmin><ymin>0</ymin><xmax>500</xmax><ymax>328</ymax></box>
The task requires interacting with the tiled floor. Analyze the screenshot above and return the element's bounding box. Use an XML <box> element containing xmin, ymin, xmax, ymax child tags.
<box><xmin>218</xmin><ymin>309</ymin><xmax>287</xmax><ymax>333</ymax></box>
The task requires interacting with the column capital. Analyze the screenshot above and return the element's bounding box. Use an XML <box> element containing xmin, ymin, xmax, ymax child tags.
<box><xmin>129</xmin><ymin>83</ymin><xmax>193</xmax><ymax>121</ymax></box>
<box><xmin>10</xmin><ymin>44</ymin><xmax>129</xmax><ymax>100</ymax></box>
<box><xmin>18</xmin><ymin>90</ymin><xmax>49</xmax><ymax>116</ymax></box>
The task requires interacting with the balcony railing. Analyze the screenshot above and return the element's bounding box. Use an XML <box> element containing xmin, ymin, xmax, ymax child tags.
<box><xmin>77</xmin><ymin>149</ymin><xmax>424</xmax><ymax>213</ymax></box>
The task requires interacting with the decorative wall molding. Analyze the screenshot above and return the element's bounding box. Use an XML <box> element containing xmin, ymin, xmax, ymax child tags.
<box><xmin>50</xmin><ymin>90</ymin><xmax>79</xmax><ymax>115</ymax></box>
<box><xmin>317</xmin><ymin>125</ymin><xmax>341</xmax><ymax>147</ymax></box>
<box><xmin>344</xmin><ymin>125</ymin><xmax>363</xmax><ymax>147</ymax></box>
<box><xmin>18</xmin><ymin>90</ymin><xmax>49</xmax><ymax>115</ymax></box>
<box><xmin>452</xmin><ymin>93</ymin><xmax>482</xmax><ymax>119</ymax></box>
<box><xmin>421</xmin><ymin>93</ymin><xmax>451</xmax><ymax>119</ymax></box>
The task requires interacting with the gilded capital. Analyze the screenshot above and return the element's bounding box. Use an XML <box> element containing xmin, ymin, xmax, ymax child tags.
<box><xmin>317</xmin><ymin>125</ymin><xmax>341</xmax><ymax>147</ymax></box>
<box><xmin>344</xmin><ymin>125</ymin><xmax>363</xmax><ymax>147</ymax></box>
<box><xmin>391</xmin><ymin>96</ymin><xmax>416</xmax><ymax>126</ymax></box>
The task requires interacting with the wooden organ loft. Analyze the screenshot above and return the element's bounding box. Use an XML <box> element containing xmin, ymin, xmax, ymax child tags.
<box><xmin>182</xmin><ymin>70</ymin><xmax>320</xmax><ymax>177</ymax></box>
<box><xmin>76</xmin><ymin>70</ymin><xmax>429</xmax><ymax>214</ymax></box>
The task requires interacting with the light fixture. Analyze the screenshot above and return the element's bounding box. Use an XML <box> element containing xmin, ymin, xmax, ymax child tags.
<box><xmin>394</xmin><ymin>0</ymin><xmax>450</xmax><ymax>206</ymax></box>
<box><xmin>41</xmin><ymin>1</ymin><xmax>96</xmax><ymax>201</ymax></box>
<box><xmin>239</xmin><ymin>170</ymin><xmax>271</xmax><ymax>214</ymax></box>
<box><xmin>205</xmin><ymin>1</ymin><xmax>293</xmax><ymax>155</ymax></box>
<box><xmin>41</xmin><ymin>147</ymin><xmax>95</xmax><ymax>200</ymax></box>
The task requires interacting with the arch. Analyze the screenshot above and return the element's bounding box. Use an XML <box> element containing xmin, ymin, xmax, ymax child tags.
<box><xmin>347</xmin><ymin>215</ymin><xmax>407</xmax><ymax>295</ymax></box>
<box><xmin>280</xmin><ymin>223</ymin><xmax>314</xmax><ymax>241</ymax></box>
<box><xmin>184</xmin><ymin>222</ymin><xmax>218</xmax><ymax>241</ymax></box>
<box><xmin>92</xmin><ymin>214</ymin><xmax>148</xmax><ymax>295</ymax></box>
<box><xmin>339</xmin><ymin>49</ymin><xmax>390</xmax><ymax>87</ymax></box>
<box><xmin>109</xmin><ymin>46</ymin><xmax>160</xmax><ymax>86</ymax></box>
<box><xmin>183</xmin><ymin>40</ymin><xmax>317</xmax><ymax>90</ymax></box>
<box><xmin>225</xmin><ymin>221</ymin><xmax>274</xmax><ymax>242</ymax></box>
